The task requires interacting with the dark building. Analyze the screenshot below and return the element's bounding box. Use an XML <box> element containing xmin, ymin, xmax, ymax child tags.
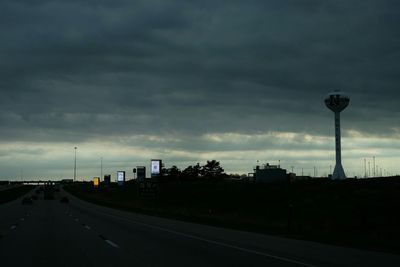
<box><xmin>254</xmin><ymin>163</ymin><xmax>287</xmax><ymax>183</ymax></box>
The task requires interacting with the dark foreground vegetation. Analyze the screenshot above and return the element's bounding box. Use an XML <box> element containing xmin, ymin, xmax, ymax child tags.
<box><xmin>0</xmin><ymin>185</ymin><xmax>34</xmax><ymax>204</ymax></box>
<box><xmin>65</xmin><ymin>177</ymin><xmax>400</xmax><ymax>254</ymax></box>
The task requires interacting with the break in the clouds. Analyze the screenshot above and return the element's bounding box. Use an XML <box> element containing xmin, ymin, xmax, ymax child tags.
<box><xmin>0</xmin><ymin>0</ymin><xmax>399</xmax><ymax>179</ymax></box>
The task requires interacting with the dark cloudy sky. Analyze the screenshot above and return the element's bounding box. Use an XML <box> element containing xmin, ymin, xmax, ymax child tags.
<box><xmin>1</xmin><ymin>0</ymin><xmax>399</xmax><ymax>180</ymax></box>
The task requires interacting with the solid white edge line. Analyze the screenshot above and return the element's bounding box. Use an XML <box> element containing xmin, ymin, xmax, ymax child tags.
<box><xmin>91</xmin><ymin>209</ymin><xmax>316</xmax><ymax>267</ymax></box>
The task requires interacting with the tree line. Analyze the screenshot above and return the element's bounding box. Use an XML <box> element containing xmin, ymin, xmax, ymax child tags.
<box><xmin>160</xmin><ymin>160</ymin><xmax>227</xmax><ymax>180</ymax></box>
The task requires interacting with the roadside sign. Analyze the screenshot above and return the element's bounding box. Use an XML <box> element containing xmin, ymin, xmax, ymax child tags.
<box><xmin>137</xmin><ymin>166</ymin><xmax>146</xmax><ymax>182</ymax></box>
<box><xmin>138</xmin><ymin>180</ymin><xmax>158</xmax><ymax>199</ymax></box>
<box><xmin>151</xmin><ymin>159</ymin><xmax>162</xmax><ymax>178</ymax></box>
<box><xmin>117</xmin><ymin>171</ymin><xmax>125</xmax><ymax>186</ymax></box>
<box><xmin>93</xmin><ymin>177</ymin><xmax>100</xmax><ymax>188</ymax></box>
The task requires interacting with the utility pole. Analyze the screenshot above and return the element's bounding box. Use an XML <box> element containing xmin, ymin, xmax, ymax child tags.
<box><xmin>373</xmin><ymin>156</ymin><xmax>375</xmax><ymax>177</ymax></box>
<box><xmin>368</xmin><ymin>161</ymin><xmax>371</xmax><ymax>177</ymax></box>
<box><xmin>364</xmin><ymin>158</ymin><xmax>366</xmax><ymax>178</ymax></box>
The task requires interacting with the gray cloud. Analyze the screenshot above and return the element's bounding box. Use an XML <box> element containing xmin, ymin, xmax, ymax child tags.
<box><xmin>1</xmin><ymin>0</ymin><xmax>399</xmax><ymax>142</ymax></box>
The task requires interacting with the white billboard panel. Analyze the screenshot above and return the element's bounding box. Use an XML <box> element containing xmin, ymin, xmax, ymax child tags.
<box><xmin>117</xmin><ymin>171</ymin><xmax>125</xmax><ymax>182</ymax></box>
<box><xmin>151</xmin><ymin>160</ymin><xmax>161</xmax><ymax>175</ymax></box>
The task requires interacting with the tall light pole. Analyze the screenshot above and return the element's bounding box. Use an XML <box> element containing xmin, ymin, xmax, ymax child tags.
<box><xmin>100</xmin><ymin>157</ymin><xmax>103</xmax><ymax>180</ymax></box>
<box><xmin>74</xmin><ymin>147</ymin><xmax>77</xmax><ymax>181</ymax></box>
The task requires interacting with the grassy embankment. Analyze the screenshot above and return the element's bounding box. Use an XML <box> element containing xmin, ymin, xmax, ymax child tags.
<box><xmin>65</xmin><ymin>177</ymin><xmax>400</xmax><ymax>254</ymax></box>
<box><xmin>0</xmin><ymin>185</ymin><xmax>35</xmax><ymax>204</ymax></box>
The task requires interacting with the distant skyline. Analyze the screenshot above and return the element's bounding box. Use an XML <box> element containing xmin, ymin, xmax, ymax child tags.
<box><xmin>1</xmin><ymin>1</ymin><xmax>399</xmax><ymax>180</ymax></box>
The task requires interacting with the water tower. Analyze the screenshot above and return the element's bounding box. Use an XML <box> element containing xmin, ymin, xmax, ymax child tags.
<box><xmin>324</xmin><ymin>91</ymin><xmax>350</xmax><ymax>180</ymax></box>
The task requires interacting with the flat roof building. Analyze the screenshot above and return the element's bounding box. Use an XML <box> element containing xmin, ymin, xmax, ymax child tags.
<box><xmin>254</xmin><ymin>163</ymin><xmax>287</xmax><ymax>183</ymax></box>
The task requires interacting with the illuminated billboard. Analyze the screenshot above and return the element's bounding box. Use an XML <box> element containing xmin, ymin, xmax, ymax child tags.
<box><xmin>117</xmin><ymin>171</ymin><xmax>125</xmax><ymax>185</ymax></box>
<box><xmin>151</xmin><ymin>159</ymin><xmax>162</xmax><ymax>177</ymax></box>
<box><xmin>93</xmin><ymin>177</ymin><xmax>100</xmax><ymax>188</ymax></box>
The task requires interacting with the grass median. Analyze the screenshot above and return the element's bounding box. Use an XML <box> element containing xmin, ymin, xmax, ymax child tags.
<box><xmin>64</xmin><ymin>177</ymin><xmax>400</xmax><ymax>255</ymax></box>
<box><xmin>0</xmin><ymin>185</ymin><xmax>35</xmax><ymax>204</ymax></box>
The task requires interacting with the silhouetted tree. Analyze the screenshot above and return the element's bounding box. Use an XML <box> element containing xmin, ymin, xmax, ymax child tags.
<box><xmin>160</xmin><ymin>163</ymin><xmax>167</xmax><ymax>177</ymax></box>
<box><xmin>201</xmin><ymin>160</ymin><xmax>225</xmax><ymax>179</ymax></box>
<box><xmin>165</xmin><ymin>165</ymin><xmax>181</xmax><ymax>179</ymax></box>
<box><xmin>181</xmin><ymin>163</ymin><xmax>201</xmax><ymax>179</ymax></box>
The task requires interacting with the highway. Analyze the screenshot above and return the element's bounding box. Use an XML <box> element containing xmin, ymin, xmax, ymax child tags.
<box><xmin>1</xmin><ymin>187</ymin><xmax>400</xmax><ymax>267</ymax></box>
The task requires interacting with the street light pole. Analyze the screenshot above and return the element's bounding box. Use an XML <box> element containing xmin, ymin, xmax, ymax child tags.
<box><xmin>101</xmin><ymin>157</ymin><xmax>103</xmax><ymax>180</ymax></box>
<box><xmin>74</xmin><ymin>147</ymin><xmax>77</xmax><ymax>181</ymax></box>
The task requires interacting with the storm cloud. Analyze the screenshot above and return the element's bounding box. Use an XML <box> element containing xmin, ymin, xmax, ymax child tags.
<box><xmin>0</xmin><ymin>0</ymin><xmax>399</xmax><ymax>178</ymax></box>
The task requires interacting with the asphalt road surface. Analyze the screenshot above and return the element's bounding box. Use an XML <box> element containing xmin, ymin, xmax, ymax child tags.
<box><xmin>1</xmin><ymin>187</ymin><xmax>400</xmax><ymax>267</ymax></box>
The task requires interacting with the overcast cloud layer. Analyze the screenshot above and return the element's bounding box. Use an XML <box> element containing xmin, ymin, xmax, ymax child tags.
<box><xmin>1</xmin><ymin>0</ymin><xmax>399</xmax><ymax>179</ymax></box>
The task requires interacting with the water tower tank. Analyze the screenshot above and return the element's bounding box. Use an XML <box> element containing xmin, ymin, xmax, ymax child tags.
<box><xmin>324</xmin><ymin>91</ymin><xmax>350</xmax><ymax>180</ymax></box>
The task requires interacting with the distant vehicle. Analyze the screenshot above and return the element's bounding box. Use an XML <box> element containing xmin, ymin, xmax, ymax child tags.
<box><xmin>22</xmin><ymin>197</ymin><xmax>33</xmax><ymax>204</ymax></box>
<box><xmin>60</xmin><ymin>197</ymin><xmax>69</xmax><ymax>203</ymax></box>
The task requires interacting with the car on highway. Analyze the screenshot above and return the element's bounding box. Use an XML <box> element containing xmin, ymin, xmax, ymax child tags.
<box><xmin>22</xmin><ymin>197</ymin><xmax>33</xmax><ymax>204</ymax></box>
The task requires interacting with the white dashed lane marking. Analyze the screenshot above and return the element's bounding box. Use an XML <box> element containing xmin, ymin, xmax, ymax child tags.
<box><xmin>105</xmin><ymin>240</ymin><xmax>119</xmax><ymax>248</ymax></box>
<box><xmin>97</xmin><ymin>210</ymin><xmax>315</xmax><ymax>266</ymax></box>
<box><xmin>99</xmin><ymin>235</ymin><xmax>119</xmax><ymax>249</ymax></box>
<box><xmin>67</xmin><ymin>212</ymin><xmax>117</xmax><ymax>249</ymax></box>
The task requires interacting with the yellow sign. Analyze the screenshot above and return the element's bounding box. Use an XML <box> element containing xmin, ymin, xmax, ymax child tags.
<box><xmin>93</xmin><ymin>177</ymin><xmax>100</xmax><ymax>187</ymax></box>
